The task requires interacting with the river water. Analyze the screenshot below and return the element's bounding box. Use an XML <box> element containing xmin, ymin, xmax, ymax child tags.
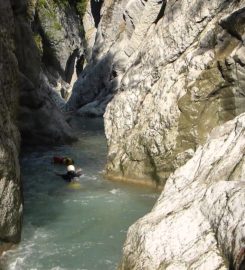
<box><xmin>1</xmin><ymin>118</ymin><xmax>159</xmax><ymax>270</ymax></box>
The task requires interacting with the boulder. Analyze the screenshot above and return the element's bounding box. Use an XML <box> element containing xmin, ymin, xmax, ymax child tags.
<box><xmin>119</xmin><ymin>113</ymin><xmax>245</xmax><ymax>270</ymax></box>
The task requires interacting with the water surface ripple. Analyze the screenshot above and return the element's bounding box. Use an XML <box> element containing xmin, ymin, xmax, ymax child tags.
<box><xmin>2</xmin><ymin>118</ymin><xmax>159</xmax><ymax>270</ymax></box>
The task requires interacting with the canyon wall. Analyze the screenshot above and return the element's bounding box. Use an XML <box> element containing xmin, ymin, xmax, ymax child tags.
<box><xmin>119</xmin><ymin>113</ymin><xmax>245</xmax><ymax>270</ymax></box>
<box><xmin>67</xmin><ymin>2</ymin><xmax>245</xmax><ymax>268</ymax></box>
<box><xmin>15</xmin><ymin>0</ymin><xmax>84</xmax><ymax>145</ymax></box>
<box><xmin>0</xmin><ymin>0</ymin><xmax>85</xmax><ymax>242</ymax></box>
<box><xmin>68</xmin><ymin>0</ymin><xmax>245</xmax><ymax>186</ymax></box>
<box><xmin>104</xmin><ymin>0</ymin><xmax>245</xmax><ymax>186</ymax></box>
<box><xmin>0</xmin><ymin>0</ymin><xmax>22</xmax><ymax>243</ymax></box>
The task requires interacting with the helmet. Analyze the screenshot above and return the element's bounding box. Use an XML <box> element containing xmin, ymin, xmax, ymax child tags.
<box><xmin>64</xmin><ymin>157</ymin><xmax>74</xmax><ymax>166</ymax></box>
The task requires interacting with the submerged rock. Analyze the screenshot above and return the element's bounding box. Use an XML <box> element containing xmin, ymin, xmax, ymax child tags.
<box><xmin>119</xmin><ymin>113</ymin><xmax>245</xmax><ymax>270</ymax></box>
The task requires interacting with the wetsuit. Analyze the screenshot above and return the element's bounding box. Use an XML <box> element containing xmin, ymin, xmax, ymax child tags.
<box><xmin>60</xmin><ymin>171</ymin><xmax>77</xmax><ymax>182</ymax></box>
<box><xmin>53</xmin><ymin>156</ymin><xmax>65</xmax><ymax>164</ymax></box>
<box><xmin>57</xmin><ymin>165</ymin><xmax>79</xmax><ymax>182</ymax></box>
<box><xmin>53</xmin><ymin>156</ymin><xmax>74</xmax><ymax>165</ymax></box>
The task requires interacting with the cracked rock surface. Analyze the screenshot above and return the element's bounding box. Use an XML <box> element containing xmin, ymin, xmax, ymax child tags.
<box><xmin>119</xmin><ymin>113</ymin><xmax>245</xmax><ymax>270</ymax></box>
<box><xmin>13</xmin><ymin>0</ymin><xmax>77</xmax><ymax>145</ymax></box>
<box><xmin>68</xmin><ymin>0</ymin><xmax>245</xmax><ymax>185</ymax></box>
<box><xmin>104</xmin><ymin>0</ymin><xmax>245</xmax><ymax>185</ymax></box>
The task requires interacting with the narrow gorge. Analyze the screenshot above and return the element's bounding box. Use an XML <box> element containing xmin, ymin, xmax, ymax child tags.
<box><xmin>0</xmin><ymin>0</ymin><xmax>245</xmax><ymax>269</ymax></box>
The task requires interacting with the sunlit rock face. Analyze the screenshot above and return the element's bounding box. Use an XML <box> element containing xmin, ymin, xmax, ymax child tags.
<box><xmin>67</xmin><ymin>0</ymin><xmax>164</xmax><ymax>113</ymax></box>
<box><xmin>66</xmin><ymin>0</ymin><xmax>129</xmax><ymax>114</ymax></box>
<box><xmin>119</xmin><ymin>113</ymin><xmax>245</xmax><ymax>270</ymax></box>
<box><xmin>68</xmin><ymin>0</ymin><xmax>245</xmax><ymax>185</ymax></box>
<box><xmin>103</xmin><ymin>0</ymin><xmax>245</xmax><ymax>185</ymax></box>
<box><xmin>0</xmin><ymin>0</ymin><xmax>22</xmax><ymax>243</ymax></box>
<box><xmin>83</xmin><ymin>0</ymin><xmax>103</xmax><ymax>61</ymax></box>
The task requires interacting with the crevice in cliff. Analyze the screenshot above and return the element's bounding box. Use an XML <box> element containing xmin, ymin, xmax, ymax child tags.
<box><xmin>91</xmin><ymin>0</ymin><xmax>103</xmax><ymax>28</ymax></box>
<box><xmin>219</xmin><ymin>7</ymin><xmax>245</xmax><ymax>42</ymax></box>
<box><xmin>145</xmin><ymin>147</ymin><xmax>161</xmax><ymax>186</ymax></box>
<box><xmin>65</xmin><ymin>49</ymin><xmax>80</xmax><ymax>83</ymax></box>
<box><xmin>76</xmin><ymin>54</ymin><xmax>85</xmax><ymax>76</ymax></box>
<box><xmin>154</xmin><ymin>0</ymin><xmax>167</xmax><ymax>24</ymax></box>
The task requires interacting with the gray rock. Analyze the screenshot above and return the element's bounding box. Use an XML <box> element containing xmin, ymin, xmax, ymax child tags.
<box><xmin>67</xmin><ymin>0</ymin><xmax>245</xmax><ymax>185</ymax></box>
<box><xmin>119</xmin><ymin>113</ymin><xmax>245</xmax><ymax>270</ymax></box>
<box><xmin>23</xmin><ymin>0</ymin><xmax>85</xmax><ymax>103</ymax></box>
<box><xmin>76</xmin><ymin>94</ymin><xmax>113</xmax><ymax>117</ymax></box>
<box><xmin>103</xmin><ymin>0</ymin><xmax>245</xmax><ymax>185</ymax></box>
<box><xmin>66</xmin><ymin>0</ymin><xmax>163</xmax><ymax>112</ymax></box>
<box><xmin>35</xmin><ymin>0</ymin><xmax>82</xmax><ymax>81</ymax></box>
<box><xmin>67</xmin><ymin>53</ymin><xmax>115</xmax><ymax>110</ymax></box>
<box><xmin>82</xmin><ymin>0</ymin><xmax>100</xmax><ymax>61</ymax></box>
<box><xmin>0</xmin><ymin>0</ymin><xmax>22</xmax><ymax>243</ymax></box>
<box><xmin>13</xmin><ymin>0</ymin><xmax>77</xmax><ymax>145</ymax></box>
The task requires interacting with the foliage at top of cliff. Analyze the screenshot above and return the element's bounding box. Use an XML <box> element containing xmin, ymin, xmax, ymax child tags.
<box><xmin>37</xmin><ymin>0</ymin><xmax>88</xmax><ymax>19</ymax></box>
<box><xmin>76</xmin><ymin>0</ymin><xmax>88</xmax><ymax>18</ymax></box>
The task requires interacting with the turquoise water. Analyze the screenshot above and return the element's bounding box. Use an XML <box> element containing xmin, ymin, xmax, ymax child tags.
<box><xmin>1</xmin><ymin>118</ymin><xmax>159</xmax><ymax>270</ymax></box>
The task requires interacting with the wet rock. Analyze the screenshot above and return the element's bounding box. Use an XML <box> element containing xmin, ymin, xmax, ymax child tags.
<box><xmin>119</xmin><ymin>113</ymin><xmax>245</xmax><ymax>270</ymax></box>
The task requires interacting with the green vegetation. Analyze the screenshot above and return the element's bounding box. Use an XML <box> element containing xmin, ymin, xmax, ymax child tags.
<box><xmin>37</xmin><ymin>0</ymin><xmax>63</xmax><ymax>33</ymax></box>
<box><xmin>35</xmin><ymin>0</ymin><xmax>85</xmax><ymax>49</ymax></box>
<box><xmin>34</xmin><ymin>33</ymin><xmax>43</xmax><ymax>56</ymax></box>
<box><xmin>38</xmin><ymin>0</ymin><xmax>48</xmax><ymax>8</ymax></box>
<box><xmin>54</xmin><ymin>0</ymin><xmax>69</xmax><ymax>8</ymax></box>
<box><xmin>76</xmin><ymin>0</ymin><xmax>89</xmax><ymax>18</ymax></box>
<box><xmin>37</xmin><ymin>0</ymin><xmax>89</xmax><ymax>32</ymax></box>
<box><xmin>53</xmin><ymin>21</ymin><xmax>62</xmax><ymax>31</ymax></box>
<box><xmin>37</xmin><ymin>0</ymin><xmax>89</xmax><ymax>16</ymax></box>
<box><xmin>38</xmin><ymin>0</ymin><xmax>69</xmax><ymax>9</ymax></box>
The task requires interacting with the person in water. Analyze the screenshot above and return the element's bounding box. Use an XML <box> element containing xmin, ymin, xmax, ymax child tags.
<box><xmin>54</xmin><ymin>157</ymin><xmax>82</xmax><ymax>182</ymax></box>
<box><xmin>53</xmin><ymin>156</ymin><xmax>73</xmax><ymax>165</ymax></box>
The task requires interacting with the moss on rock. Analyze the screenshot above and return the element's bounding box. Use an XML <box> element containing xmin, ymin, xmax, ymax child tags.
<box><xmin>33</xmin><ymin>33</ymin><xmax>43</xmax><ymax>56</ymax></box>
<box><xmin>76</xmin><ymin>0</ymin><xmax>89</xmax><ymax>18</ymax></box>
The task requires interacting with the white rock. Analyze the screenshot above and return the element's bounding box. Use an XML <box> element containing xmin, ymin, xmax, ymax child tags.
<box><xmin>119</xmin><ymin>113</ymin><xmax>245</xmax><ymax>270</ymax></box>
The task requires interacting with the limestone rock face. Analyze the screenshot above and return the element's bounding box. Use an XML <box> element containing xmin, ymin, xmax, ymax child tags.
<box><xmin>83</xmin><ymin>0</ymin><xmax>103</xmax><ymax>61</ymax></box>
<box><xmin>119</xmin><ymin>113</ymin><xmax>245</xmax><ymax>270</ymax></box>
<box><xmin>12</xmin><ymin>0</ymin><xmax>77</xmax><ymax>145</ymax></box>
<box><xmin>66</xmin><ymin>0</ymin><xmax>127</xmax><ymax>114</ymax></box>
<box><xmin>0</xmin><ymin>0</ymin><xmax>22</xmax><ymax>243</ymax></box>
<box><xmin>68</xmin><ymin>0</ymin><xmax>245</xmax><ymax>184</ymax></box>
<box><xmin>67</xmin><ymin>0</ymin><xmax>162</xmax><ymax>114</ymax></box>
<box><xmin>103</xmin><ymin>0</ymin><xmax>245</xmax><ymax>185</ymax></box>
